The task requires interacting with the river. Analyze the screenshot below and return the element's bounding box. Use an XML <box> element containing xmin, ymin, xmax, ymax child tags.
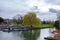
<box><xmin>0</xmin><ymin>28</ymin><xmax>52</xmax><ymax>40</ymax></box>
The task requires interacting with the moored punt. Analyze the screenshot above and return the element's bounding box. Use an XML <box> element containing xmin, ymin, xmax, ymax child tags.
<box><xmin>44</xmin><ymin>37</ymin><xmax>56</xmax><ymax>40</ymax></box>
<box><xmin>0</xmin><ymin>26</ymin><xmax>41</xmax><ymax>32</ymax></box>
<box><xmin>2</xmin><ymin>28</ymin><xmax>11</xmax><ymax>32</ymax></box>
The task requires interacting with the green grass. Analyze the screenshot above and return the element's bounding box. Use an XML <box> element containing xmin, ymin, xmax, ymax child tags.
<box><xmin>14</xmin><ymin>24</ymin><xmax>24</xmax><ymax>27</ymax></box>
<box><xmin>32</xmin><ymin>24</ymin><xmax>50</xmax><ymax>28</ymax></box>
<box><xmin>14</xmin><ymin>24</ymin><xmax>51</xmax><ymax>29</ymax></box>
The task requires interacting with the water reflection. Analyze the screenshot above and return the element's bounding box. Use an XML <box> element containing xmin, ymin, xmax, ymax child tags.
<box><xmin>0</xmin><ymin>28</ymin><xmax>52</xmax><ymax>40</ymax></box>
<box><xmin>22</xmin><ymin>30</ymin><xmax>40</xmax><ymax>40</ymax></box>
<box><xmin>38</xmin><ymin>28</ymin><xmax>52</xmax><ymax>40</ymax></box>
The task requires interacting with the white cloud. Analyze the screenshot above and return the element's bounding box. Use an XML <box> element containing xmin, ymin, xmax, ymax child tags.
<box><xmin>0</xmin><ymin>0</ymin><xmax>60</xmax><ymax>20</ymax></box>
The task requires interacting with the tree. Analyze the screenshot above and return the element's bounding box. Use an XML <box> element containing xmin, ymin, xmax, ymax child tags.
<box><xmin>55</xmin><ymin>13</ymin><xmax>60</xmax><ymax>30</ymax></box>
<box><xmin>23</xmin><ymin>12</ymin><xmax>41</xmax><ymax>27</ymax></box>
<box><xmin>0</xmin><ymin>17</ymin><xmax>4</xmax><ymax>23</ymax></box>
<box><xmin>54</xmin><ymin>20</ymin><xmax>60</xmax><ymax>30</ymax></box>
<box><xmin>13</xmin><ymin>14</ymin><xmax>23</xmax><ymax>24</ymax></box>
<box><xmin>49</xmin><ymin>21</ymin><xmax>54</xmax><ymax>27</ymax></box>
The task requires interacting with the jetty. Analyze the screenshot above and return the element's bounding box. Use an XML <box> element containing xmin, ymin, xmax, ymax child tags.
<box><xmin>44</xmin><ymin>30</ymin><xmax>60</xmax><ymax>40</ymax></box>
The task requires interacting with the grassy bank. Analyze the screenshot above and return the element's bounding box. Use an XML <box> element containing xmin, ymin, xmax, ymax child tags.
<box><xmin>14</xmin><ymin>24</ymin><xmax>51</xmax><ymax>29</ymax></box>
<box><xmin>31</xmin><ymin>24</ymin><xmax>52</xmax><ymax>29</ymax></box>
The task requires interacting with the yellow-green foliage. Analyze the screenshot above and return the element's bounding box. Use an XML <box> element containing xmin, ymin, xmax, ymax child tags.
<box><xmin>50</xmin><ymin>21</ymin><xmax>54</xmax><ymax>27</ymax></box>
<box><xmin>23</xmin><ymin>12</ymin><xmax>41</xmax><ymax>26</ymax></box>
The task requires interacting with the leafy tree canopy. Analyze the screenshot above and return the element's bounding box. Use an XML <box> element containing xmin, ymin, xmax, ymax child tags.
<box><xmin>23</xmin><ymin>12</ymin><xmax>41</xmax><ymax>26</ymax></box>
<box><xmin>0</xmin><ymin>17</ymin><xmax>4</xmax><ymax>22</ymax></box>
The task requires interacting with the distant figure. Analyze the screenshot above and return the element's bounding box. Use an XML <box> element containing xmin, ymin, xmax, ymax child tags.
<box><xmin>8</xmin><ymin>28</ymin><xmax>10</xmax><ymax>30</ymax></box>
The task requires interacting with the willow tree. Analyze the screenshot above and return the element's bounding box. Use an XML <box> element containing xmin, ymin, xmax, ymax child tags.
<box><xmin>23</xmin><ymin>12</ymin><xmax>41</xmax><ymax>27</ymax></box>
<box><xmin>13</xmin><ymin>14</ymin><xmax>23</xmax><ymax>24</ymax></box>
<box><xmin>0</xmin><ymin>17</ymin><xmax>4</xmax><ymax>22</ymax></box>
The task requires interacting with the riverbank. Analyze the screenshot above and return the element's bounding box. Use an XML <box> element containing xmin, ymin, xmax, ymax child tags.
<box><xmin>0</xmin><ymin>24</ymin><xmax>52</xmax><ymax>32</ymax></box>
<box><xmin>0</xmin><ymin>24</ymin><xmax>53</xmax><ymax>29</ymax></box>
<box><xmin>0</xmin><ymin>24</ymin><xmax>53</xmax><ymax>32</ymax></box>
<box><xmin>14</xmin><ymin>24</ymin><xmax>52</xmax><ymax>29</ymax></box>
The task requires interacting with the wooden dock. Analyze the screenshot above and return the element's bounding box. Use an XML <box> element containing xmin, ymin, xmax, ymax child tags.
<box><xmin>44</xmin><ymin>30</ymin><xmax>60</xmax><ymax>40</ymax></box>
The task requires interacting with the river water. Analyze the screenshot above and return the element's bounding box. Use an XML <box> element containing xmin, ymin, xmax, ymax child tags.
<box><xmin>0</xmin><ymin>28</ymin><xmax>52</xmax><ymax>40</ymax></box>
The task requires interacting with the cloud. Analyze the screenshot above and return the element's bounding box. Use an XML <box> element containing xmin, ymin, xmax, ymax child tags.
<box><xmin>0</xmin><ymin>0</ymin><xmax>60</xmax><ymax>20</ymax></box>
<box><xmin>0</xmin><ymin>0</ymin><xmax>30</xmax><ymax>18</ymax></box>
<box><xmin>46</xmin><ymin>0</ymin><xmax>60</xmax><ymax>5</ymax></box>
<box><xmin>49</xmin><ymin>8</ymin><xmax>60</xmax><ymax>13</ymax></box>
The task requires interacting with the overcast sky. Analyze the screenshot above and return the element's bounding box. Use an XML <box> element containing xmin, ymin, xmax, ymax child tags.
<box><xmin>0</xmin><ymin>0</ymin><xmax>60</xmax><ymax>21</ymax></box>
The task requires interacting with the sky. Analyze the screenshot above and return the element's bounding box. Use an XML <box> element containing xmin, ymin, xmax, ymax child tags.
<box><xmin>0</xmin><ymin>0</ymin><xmax>60</xmax><ymax>21</ymax></box>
